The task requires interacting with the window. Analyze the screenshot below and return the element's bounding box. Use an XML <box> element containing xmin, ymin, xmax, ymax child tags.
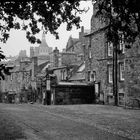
<box><xmin>107</xmin><ymin>42</ymin><xmax>113</xmax><ymax>56</ymax></box>
<box><xmin>119</xmin><ymin>62</ymin><xmax>125</xmax><ymax>81</ymax></box>
<box><xmin>88</xmin><ymin>45</ymin><xmax>92</xmax><ymax>59</ymax></box>
<box><xmin>119</xmin><ymin>34</ymin><xmax>125</xmax><ymax>53</ymax></box>
<box><xmin>91</xmin><ymin>71</ymin><xmax>96</xmax><ymax>82</ymax></box>
<box><xmin>61</xmin><ymin>70</ymin><xmax>65</xmax><ymax>81</ymax></box>
<box><xmin>108</xmin><ymin>65</ymin><xmax>113</xmax><ymax>83</ymax></box>
<box><xmin>87</xmin><ymin>71</ymin><xmax>91</xmax><ymax>82</ymax></box>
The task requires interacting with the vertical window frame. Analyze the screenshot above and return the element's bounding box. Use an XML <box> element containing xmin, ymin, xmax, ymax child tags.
<box><xmin>119</xmin><ymin>34</ymin><xmax>125</xmax><ymax>54</ymax></box>
<box><xmin>88</xmin><ymin>44</ymin><xmax>92</xmax><ymax>59</ymax></box>
<box><xmin>119</xmin><ymin>62</ymin><xmax>125</xmax><ymax>81</ymax></box>
<box><xmin>108</xmin><ymin>64</ymin><xmax>113</xmax><ymax>84</ymax></box>
<box><xmin>87</xmin><ymin>70</ymin><xmax>91</xmax><ymax>82</ymax></box>
<box><xmin>107</xmin><ymin>42</ymin><xmax>113</xmax><ymax>57</ymax></box>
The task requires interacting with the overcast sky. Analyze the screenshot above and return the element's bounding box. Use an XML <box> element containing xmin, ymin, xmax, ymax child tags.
<box><xmin>1</xmin><ymin>1</ymin><xmax>93</xmax><ymax>57</ymax></box>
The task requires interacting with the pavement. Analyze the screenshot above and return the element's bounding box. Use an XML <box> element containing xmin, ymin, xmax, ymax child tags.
<box><xmin>0</xmin><ymin>103</ymin><xmax>140</xmax><ymax>140</ymax></box>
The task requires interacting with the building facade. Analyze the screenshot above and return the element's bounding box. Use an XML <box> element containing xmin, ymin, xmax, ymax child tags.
<box><xmin>49</xmin><ymin>26</ymin><xmax>90</xmax><ymax>83</ymax></box>
<box><xmin>84</xmin><ymin>3</ymin><xmax>140</xmax><ymax>107</ymax></box>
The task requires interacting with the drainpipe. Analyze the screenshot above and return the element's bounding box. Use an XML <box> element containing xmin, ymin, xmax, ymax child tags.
<box><xmin>113</xmin><ymin>44</ymin><xmax>118</xmax><ymax>106</ymax></box>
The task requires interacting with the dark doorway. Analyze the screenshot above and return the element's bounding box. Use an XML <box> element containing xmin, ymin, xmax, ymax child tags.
<box><xmin>46</xmin><ymin>91</ymin><xmax>51</xmax><ymax>105</ymax></box>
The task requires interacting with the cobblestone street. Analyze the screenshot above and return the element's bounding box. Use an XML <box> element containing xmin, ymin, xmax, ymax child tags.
<box><xmin>0</xmin><ymin>103</ymin><xmax>139</xmax><ymax>140</ymax></box>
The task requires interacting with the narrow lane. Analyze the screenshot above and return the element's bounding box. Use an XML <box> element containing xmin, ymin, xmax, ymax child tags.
<box><xmin>0</xmin><ymin>103</ymin><xmax>131</xmax><ymax>140</ymax></box>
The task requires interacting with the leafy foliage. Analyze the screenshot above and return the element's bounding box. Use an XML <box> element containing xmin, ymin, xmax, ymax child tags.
<box><xmin>0</xmin><ymin>0</ymin><xmax>89</xmax><ymax>79</ymax></box>
<box><xmin>0</xmin><ymin>49</ymin><xmax>12</xmax><ymax>80</ymax></box>
<box><xmin>0</xmin><ymin>0</ymin><xmax>87</xmax><ymax>44</ymax></box>
<box><xmin>95</xmin><ymin>0</ymin><xmax>140</xmax><ymax>47</ymax></box>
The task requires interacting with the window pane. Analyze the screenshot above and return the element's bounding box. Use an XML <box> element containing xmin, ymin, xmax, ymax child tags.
<box><xmin>89</xmin><ymin>48</ymin><xmax>92</xmax><ymax>58</ymax></box>
<box><xmin>120</xmin><ymin>63</ymin><xmax>125</xmax><ymax>81</ymax></box>
<box><xmin>119</xmin><ymin>34</ymin><xmax>125</xmax><ymax>53</ymax></box>
<box><xmin>88</xmin><ymin>71</ymin><xmax>90</xmax><ymax>81</ymax></box>
<box><xmin>108</xmin><ymin>65</ymin><xmax>113</xmax><ymax>83</ymax></box>
<box><xmin>108</xmin><ymin>42</ymin><xmax>113</xmax><ymax>56</ymax></box>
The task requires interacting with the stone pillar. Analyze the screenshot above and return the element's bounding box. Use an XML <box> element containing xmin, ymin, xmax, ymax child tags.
<box><xmin>125</xmin><ymin>39</ymin><xmax>140</xmax><ymax>108</ymax></box>
<box><xmin>31</xmin><ymin>57</ymin><xmax>38</xmax><ymax>81</ymax></box>
<box><xmin>53</xmin><ymin>47</ymin><xmax>59</xmax><ymax>67</ymax></box>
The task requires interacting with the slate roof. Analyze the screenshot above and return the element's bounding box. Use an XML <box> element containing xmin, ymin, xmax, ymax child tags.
<box><xmin>10</xmin><ymin>65</ymin><xmax>20</xmax><ymax>73</ymax></box>
<box><xmin>66</xmin><ymin>36</ymin><xmax>79</xmax><ymax>51</ymax></box>
<box><xmin>69</xmin><ymin>72</ymin><xmax>85</xmax><ymax>81</ymax></box>
<box><xmin>57</xmin><ymin>81</ymin><xmax>87</xmax><ymax>86</ymax></box>
<box><xmin>69</xmin><ymin>62</ymin><xmax>85</xmax><ymax>81</ymax></box>
<box><xmin>37</xmin><ymin>61</ymin><xmax>50</xmax><ymax>73</ymax></box>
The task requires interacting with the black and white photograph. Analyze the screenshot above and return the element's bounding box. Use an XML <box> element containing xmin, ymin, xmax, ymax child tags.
<box><xmin>0</xmin><ymin>0</ymin><xmax>140</xmax><ymax>140</ymax></box>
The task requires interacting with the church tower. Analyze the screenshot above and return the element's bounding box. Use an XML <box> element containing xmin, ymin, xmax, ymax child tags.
<box><xmin>42</xmin><ymin>31</ymin><xmax>46</xmax><ymax>41</ymax></box>
<box><xmin>38</xmin><ymin>31</ymin><xmax>52</xmax><ymax>56</ymax></box>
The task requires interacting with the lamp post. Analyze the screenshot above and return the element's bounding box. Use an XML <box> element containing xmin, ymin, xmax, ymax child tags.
<box><xmin>45</xmin><ymin>68</ymin><xmax>51</xmax><ymax>105</ymax></box>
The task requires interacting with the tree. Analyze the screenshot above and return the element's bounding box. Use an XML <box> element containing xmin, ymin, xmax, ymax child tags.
<box><xmin>0</xmin><ymin>0</ymin><xmax>89</xmax><ymax>79</ymax></box>
<box><xmin>0</xmin><ymin>48</ymin><xmax>12</xmax><ymax>80</ymax></box>
<box><xmin>0</xmin><ymin>1</ymin><xmax>89</xmax><ymax>43</ymax></box>
<box><xmin>95</xmin><ymin>0</ymin><xmax>140</xmax><ymax>105</ymax></box>
<box><xmin>96</xmin><ymin>0</ymin><xmax>140</xmax><ymax>46</ymax></box>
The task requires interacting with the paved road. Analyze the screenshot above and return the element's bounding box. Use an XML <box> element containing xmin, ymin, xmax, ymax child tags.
<box><xmin>0</xmin><ymin>103</ymin><xmax>139</xmax><ymax>140</ymax></box>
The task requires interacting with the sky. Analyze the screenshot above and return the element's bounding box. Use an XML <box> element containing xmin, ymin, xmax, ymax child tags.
<box><xmin>1</xmin><ymin>1</ymin><xmax>93</xmax><ymax>57</ymax></box>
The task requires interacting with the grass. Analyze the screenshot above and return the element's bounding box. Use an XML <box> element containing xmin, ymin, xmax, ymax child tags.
<box><xmin>0</xmin><ymin>111</ymin><xmax>26</xmax><ymax>140</ymax></box>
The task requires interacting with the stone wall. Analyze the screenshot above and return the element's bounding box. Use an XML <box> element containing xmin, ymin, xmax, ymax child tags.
<box><xmin>125</xmin><ymin>38</ymin><xmax>140</xmax><ymax>107</ymax></box>
<box><xmin>52</xmin><ymin>85</ymin><xmax>95</xmax><ymax>105</ymax></box>
<box><xmin>85</xmin><ymin>3</ymin><xmax>125</xmax><ymax>104</ymax></box>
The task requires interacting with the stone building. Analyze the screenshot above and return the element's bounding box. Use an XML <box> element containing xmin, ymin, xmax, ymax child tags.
<box><xmin>124</xmin><ymin>38</ymin><xmax>140</xmax><ymax>107</ymax></box>
<box><xmin>0</xmin><ymin>54</ymin><xmax>50</xmax><ymax>103</ymax></box>
<box><xmin>19</xmin><ymin>50</ymin><xmax>27</xmax><ymax>58</ymax></box>
<box><xmin>0</xmin><ymin>59</ymin><xmax>31</xmax><ymax>103</ymax></box>
<box><xmin>84</xmin><ymin>3</ymin><xmax>140</xmax><ymax>107</ymax></box>
<box><xmin>49</xmin><ymin>26</ymin><xmax>89</xmax><ymax>83</ymax></box>
<box><xmin>66</xmin><ymin>27</ymin><xmax>90</xmax><ymax>62</ymax></box>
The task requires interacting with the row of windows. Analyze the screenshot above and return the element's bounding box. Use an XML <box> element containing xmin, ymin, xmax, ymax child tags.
<box><xmin>10</xmin><ymin>71</ymin><xmax>31</xmax><ymax>81</ymax></box>
<box><xmin>107</xmin><ymin>34</ymin><xmax>125</xmax><ymax>57</ymax></box>
<box><xmin>87</xmin><ymin>62</ymin><xmax>124</xmax><ymax>83</ymax></box>
<box><xmin>87</xmin><ymin>34</ymin><xmax>125</xmax><ymax>59</ymax></box>
<box><xmin>39</xmin><ymin>49</ymin><xmax>48</xmax><ymax>53</ymax></box>
<box><xmin>108</xmin><ymin>62</ymin><xmax>125</xmax><ymax>83</ymax></box>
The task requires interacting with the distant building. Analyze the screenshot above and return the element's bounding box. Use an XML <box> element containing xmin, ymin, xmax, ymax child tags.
<box><xmin>19</xmin><ymin>50</ymin><xmax>27</xmax><ymax>58</ymax></box>
<box><xmin>30</xmin><ymin>31</ymin><xmax>52</xmax><ymax>60</ymax></box>
<box><xmin>66</xmin><ymin>26</ymin><xmax>90</xmax><ymax>62</ymax></box>
<box><xmin>49</xmin><ymin>26</ymin><xmax>89</xmax><ymax>83</ymax></box>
